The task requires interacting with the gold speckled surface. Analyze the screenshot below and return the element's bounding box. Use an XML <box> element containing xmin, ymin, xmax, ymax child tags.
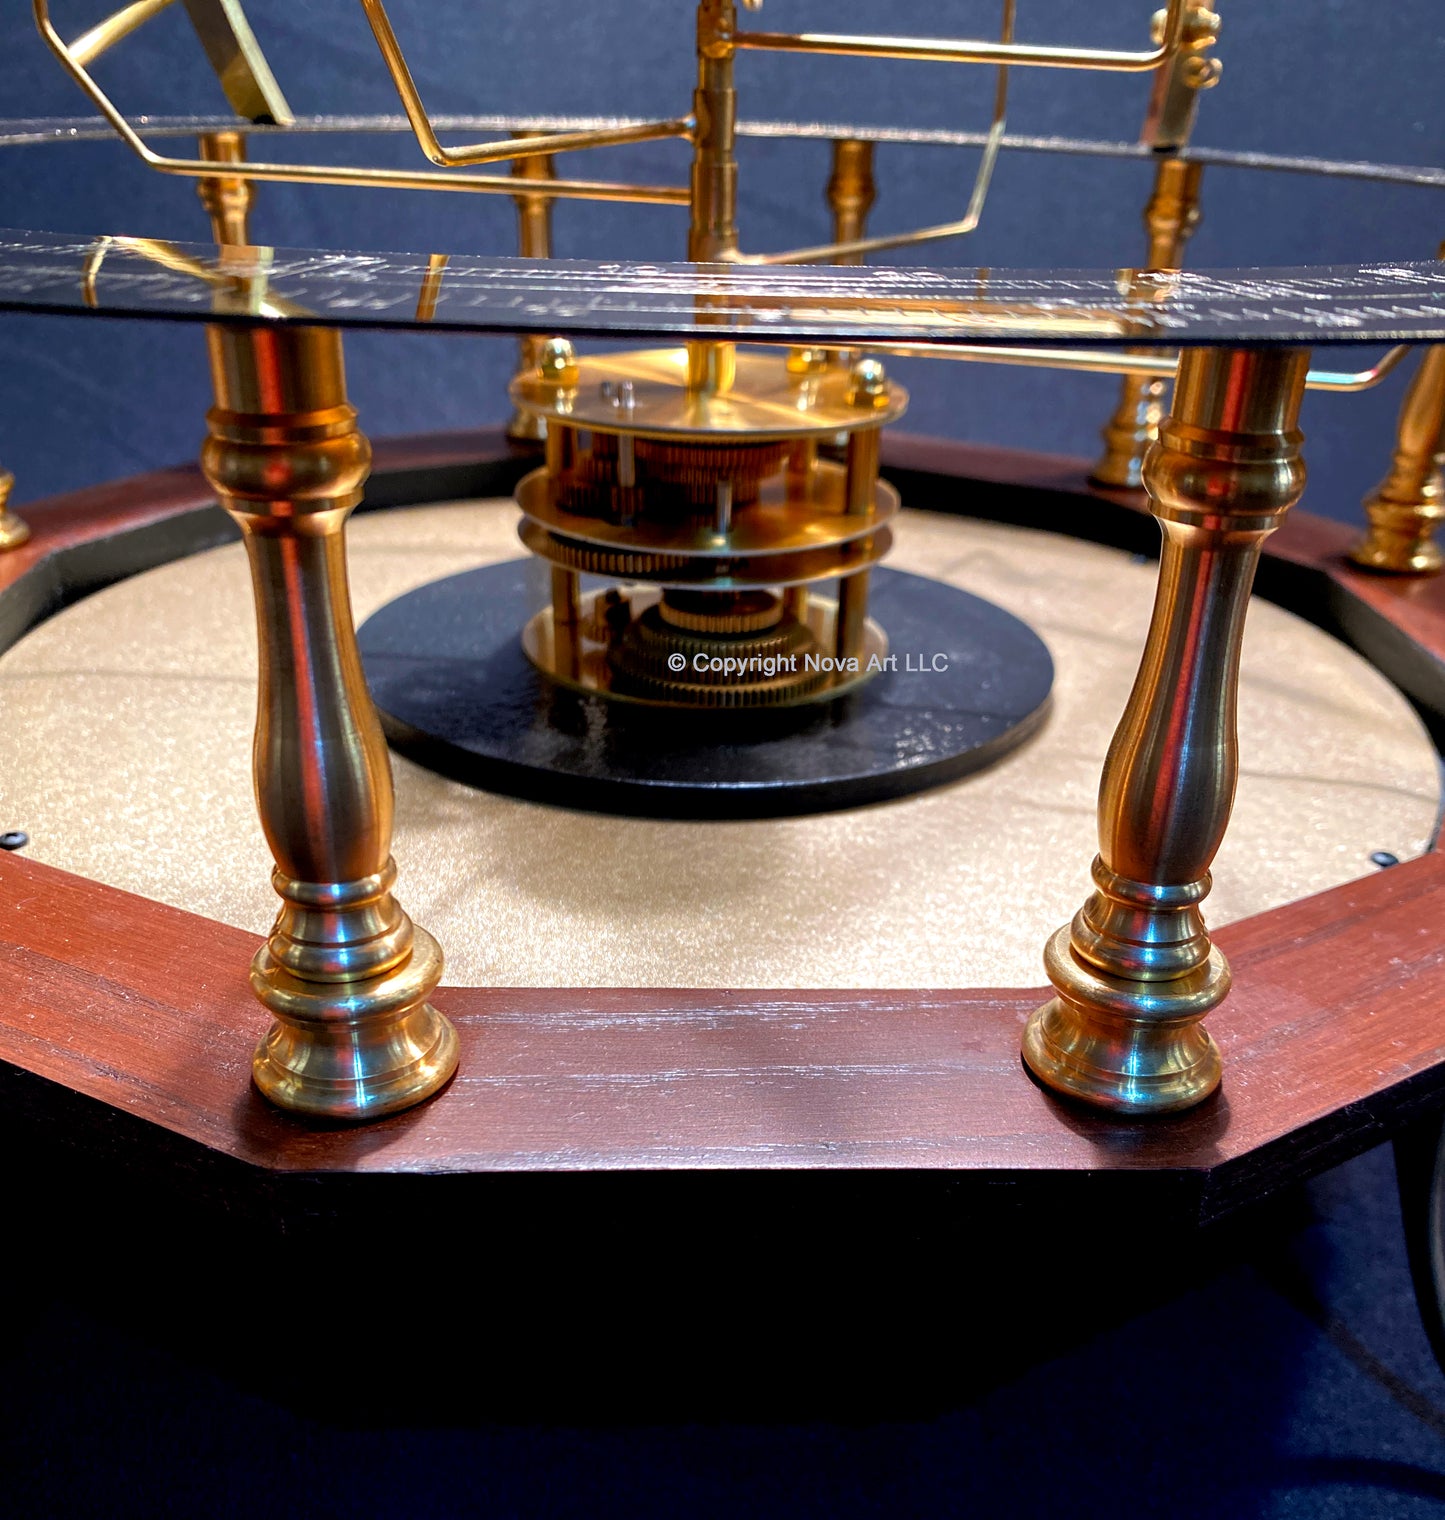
<box><xmin>1</xmin><ymin>501</ymin><xmax>1438</xmax><ymax>989</ymax></box>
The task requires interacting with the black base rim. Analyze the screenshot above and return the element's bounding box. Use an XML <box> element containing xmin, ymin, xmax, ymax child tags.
<box><xmin>357</xmin><ymin>561</ymin><xmax>1055</xmax><ymax>819</ymax></box>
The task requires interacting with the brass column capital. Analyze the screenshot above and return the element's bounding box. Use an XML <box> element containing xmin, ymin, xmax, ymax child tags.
<box><xmin>1027</xmin><ymin>346</ymin><xmax>1309</xmax><ymax>1114</ymax></box>
<box><xmin>202</xmin><ymin>321</ymin><xmax>457</xmax><ymax>1119</ymax></box>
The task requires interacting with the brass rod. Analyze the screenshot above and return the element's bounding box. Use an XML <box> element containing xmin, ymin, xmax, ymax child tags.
<box><xmin>358</xmin><ymin>0</ymin><xmax>691</xmax><ymax>167</ymax></box>
<box><xmin>850</xmin><ymin>340</ymin><xmax>1406</xmax><ymax>392</ymax></box>
<box><xmin>69</xmin><ymin>0</ymin><xmax>178</xmax><ymax>65</ymax></box>
<box><xmin>685</xmin><ymin>0</ymin><xmax>740</xmax><ymax>396</ymax></box>
<box><xmin>733</xmin><ymin>0</ymin><xmax>1186</xmax><ymax>73</ymax></box>
<box><xmin>508</xmin><ymin>135</ymin><xmax>558</xmax><ymax>442</ymax></box>
<box><xmin>748</xmin><ymin>0</ymin><xmax>1012</xmax><ymax>266</ymax></box>
<box><xmin>34</xmin><ymin>4</ymin><xmax>689</xmax><ymax>205</ymax></box>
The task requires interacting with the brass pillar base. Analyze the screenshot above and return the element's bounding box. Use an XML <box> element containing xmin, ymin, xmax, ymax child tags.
<box><xmin>0</xmin><ymin>511</ymin><xmax>30</xmax><ymax>551</ymax></box>
<box><xmin>251</xmin><ymin>925</ymin><xmax>457</xmax><ymax>1119</ymax></box>
<box><xmin>1350</xmin><ymin>488</ymin><xmax>1444</xmax><ymax>575</ymax></box>
<box><xmin>0</xmin><ymin>471</ymin><xmax>29</xmax><ymax>551</ymax></box>
<box><xmin>1023</xmin><ymin>926</ymin><xmax>1225</xmax><ymax>1114</ymax></box>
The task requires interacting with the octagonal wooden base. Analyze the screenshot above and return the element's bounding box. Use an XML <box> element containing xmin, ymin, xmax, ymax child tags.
<box><xmin>4</xmin><ymin>429</ymin><xmax>1445</xmax><ymax>1249</ymax></box>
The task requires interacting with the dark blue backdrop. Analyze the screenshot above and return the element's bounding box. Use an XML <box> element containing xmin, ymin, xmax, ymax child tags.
<box><xmin>1</xmin><ymin>1</ymin><xmax>1443</xmax><ymax>524</ymax></box>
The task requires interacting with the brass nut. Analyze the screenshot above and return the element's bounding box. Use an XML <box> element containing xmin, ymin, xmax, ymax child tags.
<box><xmin>537</xmin><ymin>337</ymin><xmax>579</xmax><ymax>388</ymax></box>
<box><xmin>847</xmin><ymin>358</ymin><xmax>890</xmax><ymax>409</ymax></box>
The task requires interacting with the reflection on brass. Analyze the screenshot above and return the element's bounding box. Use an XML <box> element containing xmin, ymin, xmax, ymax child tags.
<box><xmin>1025</xmin><ymin>346</ymin><xmax>1310</xmax><ymax>1114</ymax></box>
<box><xmin>200</xmin><ymin>321</ymin><xmax>456</xmax><ymax>1118</ymax></box>
<box><xmin>1352</xmin><ymin>339</ymin><xmax>1445</xmax><ymax>576</ymax></box>
<box><xmin>0</xmin><ymin>469</ymin><xmax>30</xmax><ymax>552</ymax></box>
<box><xmin>508</xmin><ymin>134</ymin><xmax>558</xmax><ymax>443</ymax></box>
<box><xmin>195</xmin><ymin>129</ymin><xmax>252</xmax><ymax>247</ymax></box>
<box><xmin>414</xmin><ymin>253</ymin><xmax>448</xmax><ymax>323</ymax></box>
<box><xmin>1092</xmin><ymin>157</ymin><xmax>1205</xmax><ymax>487</ymax></box>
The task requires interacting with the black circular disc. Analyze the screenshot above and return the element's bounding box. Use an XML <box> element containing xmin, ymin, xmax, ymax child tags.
<box><xmin>357</xmin><ymin>562</ymin><xmax>1053</xmax><ymax>818</ymax></box>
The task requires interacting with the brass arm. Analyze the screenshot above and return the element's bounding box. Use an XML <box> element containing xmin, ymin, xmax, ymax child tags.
<box><xmin>35</xmin><ymin>0</ymin><xmax>689</xmax><ymax>204</ymax></box>
<box><xmin>735</xmin><ymin>0</ymin><xmax>1187</xmax><ymax>73</ymax></box>
<box><xmin>357</xmin><ymin>0</ymin><xmax>692</xmax><ymax>168</ymax></box>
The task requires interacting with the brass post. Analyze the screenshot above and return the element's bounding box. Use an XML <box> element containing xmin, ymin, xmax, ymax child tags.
<box><xmin>0</xmin><ymin>469</ymin><xmax>29</xmax><ymax>552</ymax></box>
<box><xmin>826</xmin><ymin>139</ymin><xmax>876</xmax><ymax>264</ymax></box>
<box><xmin>508</xmin><ymin>133</ymin><xmax>559</xmax><ymax>443</ymax></box>
<box><xmin>1351</xmin><ymin>316</ymin><xmax>1445</xmax><ymax>575</ymax></box>
<box><xmin>1025</xmin><ymin>346</ymin><xmax>1309</xmax><ymax>1114</ymax></box>
<box><xmin>836</xmin><ymin>359</ymin><xmax>887</xmax><ymax>662</ymax></box>
<box><xmin>1091</xmin><ymin>157</ymin><xmax>1205</xmax><ymax>487</ymax></box>
<box><xmin>200</xmin><ymin>323</ymin><xmax>457</xmax><ymax>1118</ymax></box>
<box><xmin>1093</xmin><ymin>1</ymin><xmax>1219</xmax><ymax>488</ymax></box>
<box><xmin>196</xmin><ymin>130</ymin><xmax>254</xmax><ymax>247</ymax></box>
<box><xmin>686</xmin><ymin>0</ymin><xmax>739</xmax><ymax>396</ymax></box>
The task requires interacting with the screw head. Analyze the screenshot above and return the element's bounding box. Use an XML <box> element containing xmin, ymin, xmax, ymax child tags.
<box><xmin>0</xmin><ymin>830</ymin><xmax>28</xmax><ymax>851</ymax></box>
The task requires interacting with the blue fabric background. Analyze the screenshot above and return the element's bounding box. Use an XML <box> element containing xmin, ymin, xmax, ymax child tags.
<box><xmin>0</xmin><ymin>2</ymin><xmax>1442</xmax><ymax>524</ymax></box>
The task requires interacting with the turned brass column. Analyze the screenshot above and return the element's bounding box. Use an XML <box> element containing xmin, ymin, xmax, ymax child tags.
<box><xmin>196</xmin><ymin>129</ymin><xmax>254</xmax><ymax>246</ymax></box>
<box><xmin>826</xmin><ymin>139</ymin><xmax>876</xmax><ymax>263</ymax></box>
<box><xmin>1094</xmin><ymin>1</ymin><xmax>1219</xmax><ymax>488</ymax></box>
<box><xmin>508</xmin><ymin>133</ymin><xmax>559</xmax><ymax>442</ymax></box>
<box><xmin>0</xmin><ymin>468</ymin><xmax>29</xmax><ymax>551</ymax></box>
<box><xmin>201</xmin><ymin>323</ymin><xmax>457</xmax><ymax>1118</ymax></box>
<box><xmin>1092</xmin><ymin>158</ymin><xmax>1205</xmax><ymax>488</ymax></box>
<box><xmin>1026</xmin><ymin>346</ymin><xmax>1309</xmax><ymax>1114</ymax></box>
<box><xmin>1351</xmin><ymin>287</ymin><xmax>1445</xmax><ymax>574</ymax></box>
<box><xmin>686</xmin><ymin>0</ymin><xmax>740</xmax><ymax>396</ymax></box>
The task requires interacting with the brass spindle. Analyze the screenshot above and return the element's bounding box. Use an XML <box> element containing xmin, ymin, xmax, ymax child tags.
<box><xmin>1091</xmin><ymin>157</ymin><xmax>1205</xmax><ymax>488</ymax></box>
<box><xmin>1026</xmin><ymin>346</ymin><xmax>1309</xmax><ymax>1114</ymax></box>
<box><xmin>508</xmin><ymin>133</ymin><xmax>559</xmax><ymax>442</ymax></box>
